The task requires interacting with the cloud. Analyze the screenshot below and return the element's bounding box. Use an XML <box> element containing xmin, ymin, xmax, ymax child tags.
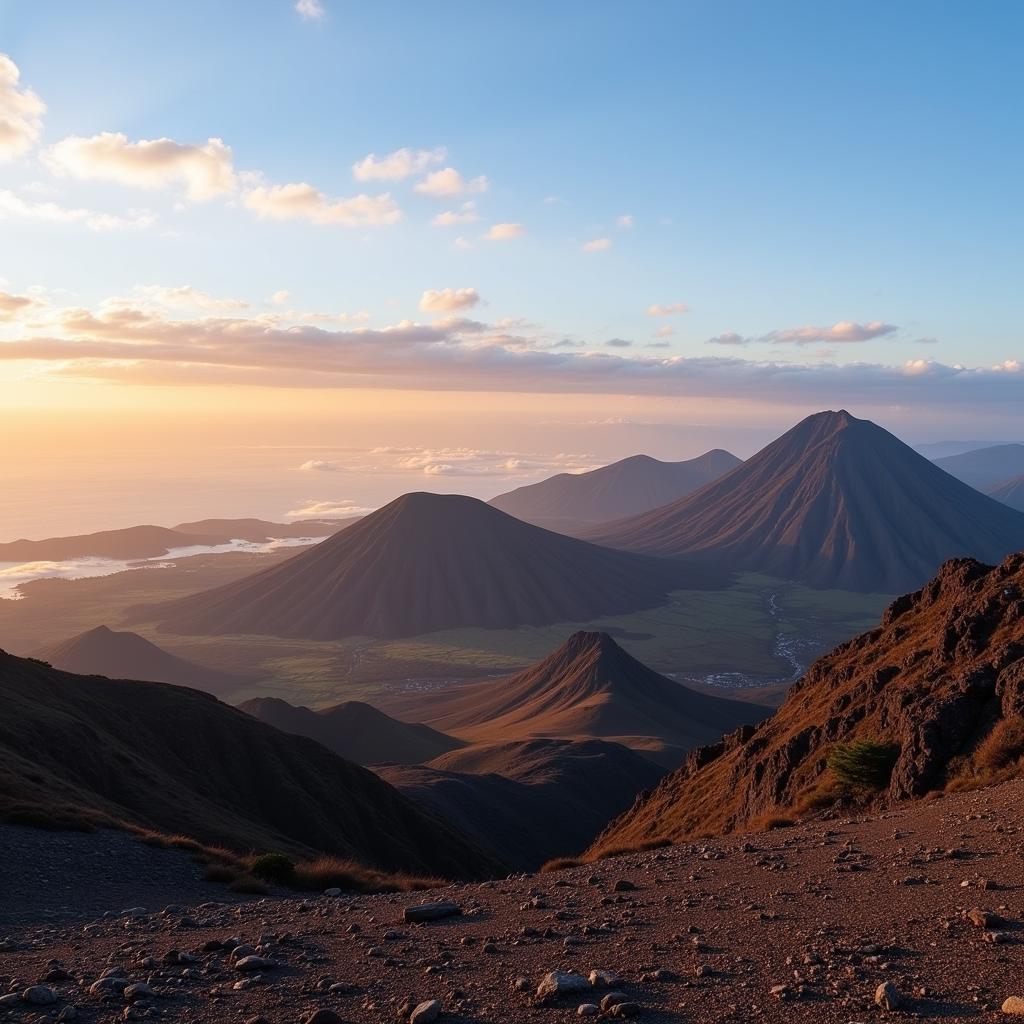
<box><xmin>647</xmin><ymin>302</ymin><xmax>689</xmax><ymax>316</ymax></box>
<box><xmin>484</xmin><ymin>222</ymin><xmax>524</xmax><ymax>241</ymax></box>
<box><xmin>0</xmin><ymin>54</ymin><xmax>45</xmax><ymax>161</ymax></box>
<box><xmin>0</xmin><ymin>188</ymin><xmax>156</xmax><ymax>231</ymax></box>
<box><xmin>295</xmin><ymin>0</ymin><xmax>326</xmax><ymax>19</ymax></box>
<box><xmin>414</xmin><ymin>167</ymin><xmax>488</xmax><ymax>198</ymax></box>
<box><xmin>655</xmin><ymin>324</ymin><xmax>674</xmax><ymax>338</ymax></box>
<box><xmin>454</xmin><ymin>236</ymin><xmax>473</xmax><ymax>249</ymax></box>
<box><xmin>616</xmin><ymin>214</ymin><xmax>634</xmax><ymax>228</ymax></box>
<box><xmin>582</xmin><ymin>238</ymin><xmax>612</xmax><ymax>252</ymax></box>
<box><xmin>709</xmin><ymin>320</ymin><xmax>898</xmax><ymax>346</ymax></box>
<box><xmin>915</xmin><ymin>336</ymin><xmax>939</xmax><ymax>345</ymax></box>
<box><xmin>271</xmin><ymin>290</ymin><xmax>290</xmax><ymax>304</ymax></box>
<box><xmin>419</xmin><ymin>288</ymin><xmax>481</xmax><ymax>313</ymax></box>
<box><xmin>352</xmin><ymin>146</ymin><xmax>446</xmax><ymax>182</ymax></box>
<box><xmin>242</xmin><ymin>183</ymin><xmax>400</xmax><ymax>226</ymax></box>
<box><xmin>133</xmin><ymin>285</ymin><xmax>249</xmax><ymax>311</ymax></box>
<box><xmin>606</xmin><ymin>338</ymin><xmax>632</xmax><ymax>348</ymax></box>
<box><xmin>431</xmin><ymin>201</ymin><xmax>478</xmax><ymax>227</ymax></box>
<box><xmin>285</xmin><ymin>498</ymin><xmax>375</xmax><ymax>518</ymax></box>
<box><xmin>0</xmin><ymin>290</ymin><xmax>41</xmax><ymax>321</ymax></box>
<box><xmin>299</xmin><ymin>459</ymin><xmax>338</xmax><ymax>471</ymax></box>
<box><xmin>45</xmin><ymin>132</ymin><xmax>236</xmax><ymax>201</ymax></box>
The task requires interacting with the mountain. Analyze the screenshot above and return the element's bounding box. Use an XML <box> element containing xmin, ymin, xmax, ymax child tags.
<box><xmin>0</xmin><ymin>650</ymin><xmax>496</xmax><ymax>878</ymax></box>
<box><xmin>155</xmin><ymin>492</ymin><xmax>710</xmax><ymax>640</ymax></box>
<box><xmin>589</xmin><ymin>410</ymin><xmax>1024</xmax><ymax>594</ymax></box>
<box><xmin>914</xmin><ymin>440</ymin><xmax>1010</xmax><ymax>460</ymax></box>
<box><xmin>171</xmin><ymin>518</ymin><xmax>341</xmax><ymax>542</ymax></box>
<box><xmin>36</xmin><ymin>626</ymin><xmax>246</xmax><ymax>698</ymax></box>
<box><xmin>590</xmin><ymin>552</ymin><xmax>1024</xmax><ymax>853</ymax></box>
<box><xmin>934</xmin><ymin>444</ymin><xmax>1024</xmax><ymax>491</ymax></box>
<box><xmin>377</xmin><ymin>738</ymin><xmax>665</xmax><ymax>870</ymax></box>
<box><xmin>410</xmin><ymin>631</ymin><xmax>768</xmax><ymax>766</ymax></box>
<box><xmin>239</xmin><ymin>697</ymin><xmax>462</xmax><ymax>765</ymax></box>
<box><xmin>0</xmin><ymin>525</ymin><xmax>223</xmax><ymax>562</ymax></box>
<box><xmin>989</xmin><ymin>475</ymin><xmax>1024</xmax><ymax>513</ymax></box>
<box><xmin>488</xmin><ymin>450</ymin><xmax>742</xmax><ymax>530</ymax></box>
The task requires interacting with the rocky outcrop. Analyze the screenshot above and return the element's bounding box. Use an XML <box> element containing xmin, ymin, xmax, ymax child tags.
<box><xmin>592</xmin><ymin>552</ymin><xmax>1024</xmax><ymax>850</ymax></box>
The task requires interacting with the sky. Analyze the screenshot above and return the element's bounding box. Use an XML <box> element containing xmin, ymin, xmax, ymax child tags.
<box><xmin>0</xmin><ymin>0</ymin><xmax>1022</xmax><ymax>536</ymax></box>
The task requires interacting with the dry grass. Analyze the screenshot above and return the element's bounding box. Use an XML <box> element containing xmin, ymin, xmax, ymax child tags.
<box><xmin>947</xmin><ymin>717</ymin><xmax>1024</xmax><ymax>792</ymax></box>
<box><xmin>540</xmin><ymin>837</ymin><xmax>671</xmax><ymax>872</ymax></box>
<box><xmin>746</xmin><ymin>812</ymin><xmax>796</xmax><ymax>832</ymax></box>
<box><xmin>291</xmin><ymin>856</ymin><xmax>443</xmax><ymax>894</ymax></box>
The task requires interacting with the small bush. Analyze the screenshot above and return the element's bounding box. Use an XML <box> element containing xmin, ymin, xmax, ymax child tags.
<box><xmin>827</xmin><ymin>739</ymin><xmax>899</xmax><ymax>791</ymax></box>
<box><xmin>228</xmin><ymin>875</ymin><xmax>269</xmax><ymax>895</ymax></box>
<box><xmin>249</xmin><ymin>852</ymin><xmax>295</xmax><ymax>884</ymax></box>
<box><xmin>975</xmin><ymin>717</ymin><xmax>1024</xmax><ymax>775</ymax></box>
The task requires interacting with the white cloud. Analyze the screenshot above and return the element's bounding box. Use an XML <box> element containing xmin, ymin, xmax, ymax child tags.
<box><xmin>582</xmin><ymin>237</ymin><xmax>611</xmax><ymax>252</ymax></box>
<box><xmin>134</xmin><ymin>285</ymin><xmax>249</xmax><ymax>311</ymax></box>
<box><xmin>454</xmin><ymin>236</ymin><xmax>473</xmax><ymax>250</ymax></box>
<box><xmin>616</xmin><ymin>214</ymin><xmax>634</xmax><ymax>228</ymax></box>
<box><xmin>295</xmin><ymin>0</ymin><xmax>326</xmax><ymax>19</ymax></box>
<box><xmin>484</xmin><ymin>222</ymin><xmax>524</xmax><ymax>241</ymax></box>
<box><xmin>655</xmin><ymin>324</ymin><xmax>674</xmax><ymax>338</ymax></box>
<box><xmin>419</xmin><ymin>287</ymin><xmax>481</xmax><ymax>313</ymax></box>
<box><xmin>647</xmin><ymin>302</ymin><xmax>689</xmax><ymax>316</ymax></box>
<box><xmin>45</xmin><ymin>132</ymin><xmax>236</xmax><ymax>201</ymax></box>
<box><xmin>271</xmin><ymin>290</ymin><xmax>291</xmax><ymax>304</ymax></box>
<box><xmin>0</xmin><ymin>290</ymin><xmax>41</xmax><ymax>321</ymax></box>
<box><xmin>243</xmin><ymin>182</ymin><xmax>401</xmax><ymax>226</ymax></box>
<box><xmin>710</xmin><ymin>320</ymin><xmax>898</xmax><ymax>346</ymax></box>
<box><xmin>352</xmin><ymin>146</ymin><xmax>446</xmax><ymax>182</ymax></box>
<box><xmin>299</xmin><ymin>459</ymin><xmax>338</xmax><ymax>472</ymax></box>
<box><xmin>0</xmin><ymin>54</ymin><xmax>45</xmax><ymax>161</ymax></box>
<box><xmin>431</xmin><ymin>201</ymin><xmax>478</xmax><ymax>227</ymax></box>
<box><xmin>285</xmin><ymin>498</ymin><xmax>374</xmax><ymax>518</ymax></box>
<box><xmin>0</xmin><ymin>188</ymin><xmax>156</xmax><ymax>231</ymax></box>
<box><xmin>414</xmin><ymin>167</ymin><xmax>489</xmax><ymax>198</ymax></box>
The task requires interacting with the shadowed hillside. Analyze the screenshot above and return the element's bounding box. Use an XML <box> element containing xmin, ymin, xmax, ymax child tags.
<box><xmin>0</xmin><ymin>651</ymin><xmax>497</xmax><ymax>879</ymax></box>
<box><xmin>239</xmin><ymin>697</ymin><xmax>463</xmax><ymax>765</ymax></box>
<box><xmin>154</xmin><ymin>493</ymin><xmax>711</xmax><ymax>640</ymax></box>
<box><xmin>989</xmin><ymin>475</ymin><xmax>1024</xmax><ymax>513</ymax></box>
<box><xmin>590</xmin><ymin>410</ymin><xmax>1024</xmax><ymax>593</ymax></box>
<box><xmin>934</xmin><ymin>444</ymin><xmax>1024</xmax><ymax>490</ymax></box>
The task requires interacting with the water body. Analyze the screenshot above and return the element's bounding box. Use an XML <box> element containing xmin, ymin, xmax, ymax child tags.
<box><xmin>0</xmin><ymin>536</ymin><xmax>319</xmax><ymax>600</ymax></box>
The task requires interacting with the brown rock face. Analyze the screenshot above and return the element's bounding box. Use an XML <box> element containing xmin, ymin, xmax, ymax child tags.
<box><xmin>592</xmin><ymin>552</ymin><xmax>1024</xmax><ymax>851</ymax></box>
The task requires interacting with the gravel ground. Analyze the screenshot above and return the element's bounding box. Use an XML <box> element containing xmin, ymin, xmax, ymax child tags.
<box><xmin>1</xmin><ymin>781</ymin><xmax>1023</xmax><ymax>1022</ymax></box>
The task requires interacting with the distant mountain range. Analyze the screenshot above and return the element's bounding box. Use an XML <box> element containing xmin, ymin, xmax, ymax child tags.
<box><xmin>36</xmin><ymin>625</ymin><xmax>245</xmax><ymax>697</ymax></box>
<box><xmin>0</xmin><ymin>650</ymin><xmax>497</xmax><ymax>878</ymax></box>
<box><xmin>155</xmin><ymin>493</ymin><xmax>713</xmax><ymax>640</ymax></box>
<box><xmin>378</xmin><ymin>738</ymin><xmax>665</xmax><ymax>871</ymax></box>
<box><xmin>934</xmin><ymin>444</ymin><xmax>1024</xmax><ymax>491</ymax></box>
<box><xmin>0</xmin><ymin>518</ymin><xmax>340</xmax><ymax>562</ymax></box>
<box><xmin>407</xmin><ymin>631</ymin><xmax>767</xmax><ymax>766</ymax></box>
<box><xmin>989</xmin><ymin>475</ymin><xmax>1024</xmax><ymax>513</ymax></box>
<box><xmin>913</xmin><ymin>440</ymin><xmax>1012</xmax><ymax>460</ymax></box>
<box><xmin>488</xmin><ymin>450</ymin><xmax>741</xmax><ymax>531</ymax></box>
<box><xmin>239</xmin><ymin>696</ymin><xmax>463</xmax><ymax>765</ymax></box>
<box><xmin>591</xmin><ymin>550</ymin><xmax>1024</xmax><ymax>853</ymax></box>
<box><xmin>588</xmin><ymin>410</ymin><xmax>1024</xmax><ymax>593</ymax></box>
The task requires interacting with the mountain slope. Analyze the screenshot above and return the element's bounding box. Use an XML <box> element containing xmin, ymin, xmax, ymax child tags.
<box><xmin>0</xmin><ymin>651</ymin><xmax>497</xmax><ymax>878</ymax></box>
<box><xmin>989</xmin><ymin>475</ymin><xmax>1024</xmax><ymax>513</ymax></box>
<box><xmin>377</xmin><ymin>738</ymin><xmax>664</xmax><ymax>870</ymax></box>
<box><xmin>413</xmin><ymin>631</ymin><xmax>767</xmax><ymax>766</ymax></box>
<box><xmin>239</xmin><ymin>697</ymin><xmax>462</xmax><ymax>765</ymax></box>
<box><xmin>934</xmin><ymin>443</ymin><xmax>1024</xmax><ymax>490</ymax></box>
<box><xmin>171</xmin><ymin>518</ymin><xmax>341</xmax><ymax>541</ymax></box>
<box><xmin>591</xmin><ymin>552</ymin><xmax>1024</xmax><ymax>852</ymax></box>
<box><xmin>590</xmin><ymin>410</ymin><xmax>1024</xmax><ymax>593</ymax></box>
<box><xmin>37</xmin><ymin>625</ymin><xmax>245</xmax><ymax>698</ymax></box>
<box><xmin>488</xmin><ymin>450</ymin><xmax>741</xmax><ymax>528</ymax></box>
<box><xmin>155</xmin><ymin>492</ymin><xmax>709</xmax><ymax>640</ymax></box>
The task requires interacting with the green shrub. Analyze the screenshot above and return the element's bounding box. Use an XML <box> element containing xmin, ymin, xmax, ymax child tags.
<box><xmin>249</xmin><ymin>852</ymin><xmax>295</xmax><ymax>883</ymax></box>
<box><xmin>827</xmin><ymin>739</ymin><xmax>899</xmax><ymax>791</ymax></box>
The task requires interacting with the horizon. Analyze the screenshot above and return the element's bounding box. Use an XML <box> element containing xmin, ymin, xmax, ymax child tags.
<box><xmin>2</xmin><ymin>2</ymin><xmax>1024</xmax><ymax>537</ymax></box>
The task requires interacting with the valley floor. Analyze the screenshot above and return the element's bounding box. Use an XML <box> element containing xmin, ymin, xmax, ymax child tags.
<box><xmin>2</xmin><ymin>780</ymin><xmax>1023</xmax><ymax>1022</ymax></box>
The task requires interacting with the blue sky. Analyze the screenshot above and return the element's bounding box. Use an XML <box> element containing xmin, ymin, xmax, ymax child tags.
<box><xmin>1</xmin><ymin>1</ymin><xmax>1023</xmax><ymax>537</ymax></box>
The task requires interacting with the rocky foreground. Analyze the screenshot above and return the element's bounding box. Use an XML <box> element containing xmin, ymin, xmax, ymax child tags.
<box><xmin>2</xmin><ymin>780</ymin><xmax>1024</xmax><ymax>1023</ymax></box>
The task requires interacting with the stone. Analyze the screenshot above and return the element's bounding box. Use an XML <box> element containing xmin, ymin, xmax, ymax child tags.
<box><xmin>600</xmin><ymin>992</ymin><xmax>630</xmax><ymax>1012</ymax></box>
<box><xmin>410</xmin><ymin>999</ymin><xmax>442</xmax><ymax>1024</ymax></box>
<box><xmin>578</xmin><ymin>1005</ymin><xmax>600</xmax><ymax>1017</ymax></box>
<box><xmin>613</xmin><ymin>880</ymin><xmax>637</xmax><ymax>892</ymax></box>
<box><xmin>537</xmin><ymin>972</ymin><xmax>591</xmax><ymax>998</ymax></box>
<box><xmin>609</xmin><ymin>1005</ymin><xmax>641</xmax><ymax>1019</ymax></box>
<box><xmin>89</xmin><ymin>977</ymin><xmax>128</xmax><ymax>997</ymax></box>
<box><xmin>876</xmin><ymin>982</ymin><xmax>908</xmax><ymax>1011</ymax></box>
<box><xmin>21</xmin><ymin>986</ymin><xmax>57</xmax><ymax>1006</ymax></box>
<box><xmin>404</xmin><ymin>901</ymin><xmax>461</xmax><ymax>924</ymax></box>
<box><xmin>1002</xmin><ymin>997</ymin><xmax>1024</xmax><ymax>1015</ymax></box>
<box><xmin>234</xmin><ymin>955</ymin><xmax>277</xmax><ymax>972</ymax></box>
<box><xmin>123</xmin><ymin>983</ymin><xmax>155</xmax><ymax>1001</ymax></box>
<box><xmin>303</xmin><ymin>1011</ymin><xmax>345</xmax><ymax>1024</ymax></box>
<box><xmin>589</xmin><ymin>970</ymin><xmax>619</xmax><ymax>988</ymax></box>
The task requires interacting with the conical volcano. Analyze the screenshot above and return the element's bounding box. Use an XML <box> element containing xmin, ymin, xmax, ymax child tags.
<box><xmin>589</xmin><ymin>410</ymin><xmax>1024</xmax><ymax>593</ymax></box>
<box><xmin>415</xmin><ymin>631</ymin><xmax>766</xmax><ymax>764</ymax></box>
<box><xmin>156</xmin><ymin>493</ymin><xmax>710</xmax><ymax>640</ymax></box>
